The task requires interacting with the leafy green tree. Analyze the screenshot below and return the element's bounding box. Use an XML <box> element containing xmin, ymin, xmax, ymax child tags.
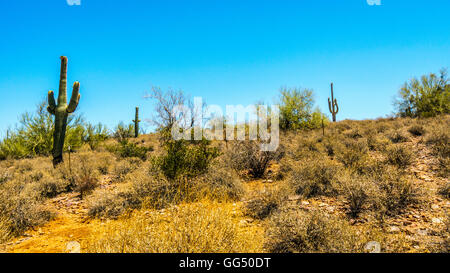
<box><xmin>395</xmin><ymin>69</ymin><xmax>450</xmax><ymax>118</ymax></box>
<box><xmin>279</xmin><ymin>87</ymin><xmax>328</xmax><ymax>130</ymax></box>
<box><xmin>0</xmin><ymin>101</ymin><xmax>86</xmax><ymax>159</ymax></box>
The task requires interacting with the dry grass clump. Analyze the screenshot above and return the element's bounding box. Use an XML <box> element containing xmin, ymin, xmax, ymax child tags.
<box><xmin>373</xmin><ymin>170</ymin><xmax>422</xmax><ymax>217</ymax></box>
<box><xmin>425</xmin><ymin>126</ymin><xmax>449</xmax><ymax>177</ymax></box>
<box><xmin>288</xmin><ymin>158</ymin><xmax>341</xmax><ymax>198</ymax></box>
<box><xmin>86</xmin><ymin>202</ymin><xmax>263</xmax><ymax>253</ymax></box>
<box><xmin>387</xmin><ymin>129</ymin><xmax>410</xmax><ymax>143</ymax></box>
<box><xmin>191</xmin><ymin>165</ymin><xmax>244</xmax><ymax>201</ymax></box>
<box><xmin>336</xmin><ymin>139</ymin><xmax>369</xmax><ymax>170</ymax></box>
<box><xmin>111</xmin><ymin>159</ymin><xmax>139</xmax><ymax>182</ymax></box>
<box><xmin>383</xmin><ymin>144</ymin><xmax>414</xmax><ymax>169</ymax></box>
<box><xmin>228</xmin><ymin>141</ymin><xmax>284</xmax><ymax>178</ymax></box>
<box><xmin>408</xmin><ymin>124</ymin><xmax>426</xmax><ymax>136</ymax></box>
<box><xmin>87</xmin><ymin>186</ymin><xmax>140</xmax><ymax>219</ymax></box>
<box><xmin>244</xmin><ymin>187</ymin><xmax>288</xmax><ymax>220</ymax></box>
<box><xmin>56</xmin><ymin>155</ymin><xmax>100</xmax><ymax>199</ymax></box>
<box><xmin>88</xmin><ymin>162</ymin><xmax>243</xmax><ymax>219</ymax></box>
<box><xmin>439</xmin><ymin>182</ymin><xmax>450</xmax><ymax>199</ymax></box>
<box><xmin>339</xmin><ymin>174</ymin><xmax>378</xmax><ymax>218</ymax></box>
<box><xmin>0</xmin><ymin>169</ymin><xmax>13</xmax><ymax>185</ymax></box>
<box><xmin>0</xmin><ymin>177</ymin><xmax>53</xmax><ymax>242</ymax></box>
<box><xmin>264</xmin><ymin>209</ymin><xmax>365</xmax><ymax>253</ymax></box>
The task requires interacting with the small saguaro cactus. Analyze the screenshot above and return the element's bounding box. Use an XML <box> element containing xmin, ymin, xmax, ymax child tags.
<box><xmin>132</xmin><ymin>107</ymin><xmax>141</xmax><ymax>138</ymax></box>
<box><xmin>328</xmin><ymin>83</ymin><xmax>339</xmax><ymax>122</ymax></box>
<box><xmin>47</xmin><ymin>56</ymin><xmax>81</xmax><ymax>167</ymax></box>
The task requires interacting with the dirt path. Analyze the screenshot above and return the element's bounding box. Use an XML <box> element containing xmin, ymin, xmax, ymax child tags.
<box><xmin>1</xmin><ymin>192</ymin><xmax>100</xmax><ymax>253</ymax></box>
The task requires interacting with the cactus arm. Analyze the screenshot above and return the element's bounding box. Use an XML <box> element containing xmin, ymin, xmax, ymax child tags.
<box><xmin>334</xmin><ymin>99</ymin><xmax>339</xmax><ymax>114</ymax></box>
<box><xmin>67</xmin><ymin>82</ymin><xmax>81</xmax><ymax>113</ymax></box>
<box><xmin>48</xmin><ymin>90</ymin><xmax>56</xmax><ymax>114</ymax></box>
<box><xmin>328</xmin><ymin>98</ymin><xmax>333</xmax><ymax>113</ymax></box>
<box><xmin>58</xmin><ymin>56</ymin><xmax>68</xmax><ymax>105</ymax></box>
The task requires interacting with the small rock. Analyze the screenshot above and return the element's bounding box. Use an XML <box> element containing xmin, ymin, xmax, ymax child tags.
<box><xmin>364</xmin><ymin>241</ymin><xmax>381</xmax><ymax>253</ymax></box>
<box><xmin>65</xmin><ymin>241</ymin><xmax>81</xmax><ymax>253</ymax></box>
<box><xmin>417</xmin><ymin>229</ymin><xmax>428</xmax><ymax>236</ymax></box>
<box><xmin>301</xmin><ymin>201</ymin><xmax>310</xmax><ymax>205</ymax></box>
<box><xmin>432</xmin><ymin>218</ymin><xmax>443</xmax><ymax>224</ymax></box>
<box><xmin>388</xmin><ymin>226</ymin><xmax>400</xmax><ymax>233</ymax></box>
<box><xmin>431</xmin><ymin>204</ymin><xmax>439</xmax><ymax>210</ymax></box>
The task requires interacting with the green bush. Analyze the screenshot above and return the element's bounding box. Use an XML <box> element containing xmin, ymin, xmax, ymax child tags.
<box><xmin>0</xmin><ymin>101</ymin><xmax>96</xmax><ymax>160</ymax></box>
<box><xmin>395</xmin><ymin>69</ymin><xmax>450</xmax><ymax>118</ymax></box>
<box><xmin>109</xmin><ymin>140</ymin><xmax>152</xmax><ymax>161</ymax></box>
<box><xmin>83</xmin><ymin>123</ymin><xmax>110</xmax><ymax>150</ymax></box>
<box><xmin>279</xmin><ymin>87</ymin><xmax>328</xmax><ymax>130</ymax></box>
<box><xmin>154</xmin><ymin>137</ymin><xmax>220</xmax><ymax>180</ymax></box>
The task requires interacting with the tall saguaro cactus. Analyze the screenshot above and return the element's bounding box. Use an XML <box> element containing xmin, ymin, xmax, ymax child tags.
<box><xmin>328</xmin><ymin>83</ymin><xmax>339</xmax><ymax>122</ymax></box>
<box><xmin>133</xmin><ymin>107</ymin><xmax>141</xmax><ymax>138</ymax></box>
<box><xmin>47</xmin><ymin>56</ymin><xmax>81</xmax><ymax>167</ymax></box>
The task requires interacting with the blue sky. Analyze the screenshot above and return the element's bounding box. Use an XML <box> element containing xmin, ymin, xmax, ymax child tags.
<box><xmin>0</xmin><ymin>0</ymin><xmax>449</xmax><ymax>135</ymax></box>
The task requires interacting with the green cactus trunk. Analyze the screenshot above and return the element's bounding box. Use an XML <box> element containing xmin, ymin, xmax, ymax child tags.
<box><xmin>47</xmin><ymin>56</ymin><xmax>81</xmax><ymax>167</ymax></box>
<box><xmin>328</xmin><ymin>83</ymin><xmax>339</xmax><ymax>122</ymax></box>
<box><xmin>133</xmin><ymin>107</ymin><xmax>141</xmax><ymax>138</ymax></box>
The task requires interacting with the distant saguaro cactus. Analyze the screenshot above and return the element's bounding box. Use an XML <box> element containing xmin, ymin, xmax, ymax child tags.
<box><xmin>133</xmin><ymin>107</ymin><xmax>141</xmax><ymax>138</ymax></box>
<box><xmin>328</xmin><ymin>83</ymin><xmax>339</xmax><ymax>122</ymax></box>
<box><xmin>47</xmin><ymin>56</ymin><xmax>81</xmax><ymax>167</ymax></box>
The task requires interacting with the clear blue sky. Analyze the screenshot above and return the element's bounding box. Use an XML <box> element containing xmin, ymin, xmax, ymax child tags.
<box><xmin>1</xmin><ymin>0</ymin><xmax>449</xmax><ymax>135</ymax></box>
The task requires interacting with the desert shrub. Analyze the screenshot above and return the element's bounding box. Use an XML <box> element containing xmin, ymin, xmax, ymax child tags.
<box><xmin>387</xmin><ymin>130</ymin><xmax>410</xmax><ymax>143</ymax></box>
<box><xmin>113</xmin><ymin>122</ymin><xmax>135</xmax><ymax>142</ymax></box>
<box><xmin>131</xmin><ymin>171</ymin><xmax>178</xmax><ymax>210</ymax></box>
<box><xmin>0</xmin><ymin>181</ymin><xmax>53</xmax><ymax>238</ymax></box>
<box><xmin>33</xmin><ymin>175</ymin><xmax>70</xmax><ymax>198</ymax></box>
<box><xmin>0</xmin><ymin>170</ymin><xmax>13</xmax><ymax>185</ymax></box>
<box><xmin>192</xmin><ymin>166</ymin><xmax>244</xmax><ymax>201</ymax></box>
<box><xmin>15</xmin><ymin>160</ymin><xmax>33</xmax><ymax>173</ymax></box>
<box><xmin>384</xmin><ymin>144</ymin><xmax>414</xmax><ymax>169</ymax></box>
<box><xmin>111</xmin><ymin>159</ymin><xmax>137</xmax><ymax>182</ymax></box>
<box><xmin>374</xmin><ymin>171</ymin><xmax>421</xmax><ymax>216</ymax></box>
<box><xmin>265</xmin><ymin>209</ymin><xmax>364</xmax><ymax>253</ymax></box>
<box><xmin>228</xmin><ymin>141</ymin><xmax>284</xmax><ymax>178</ymax></box>
<box><xmin>86</xmin><ymin>202</ymin><xmax>263</xmax><ymax>253</ymax></box>
<box><xmin>58</xmin><ymin>155</ymin><xmax>100</xmax><ymax>199</ymax></box>
<box><xmin>366</xmin><ymin>134</ymin><xmax>382</xmax><ymax>151</ymax></box>
<box><xmin>408</xmin><ymin>124</ymin><xmax>426</xmax><ymax>136</ymax></box>
<box><xmin>87</xmin><ymin>187</ymin><xmax>141</xmax><ymax>219</ymax></box>
<box><xmin>345</xmin><ymin>128</ymin><xmax>363</xmax><ymax>139</ymax></box>
<box><xmin>109</xmin><ymin>140</ymin><xmax>151</xmax><ymax>161</ymax></box>
<box><xmin>339</xmin><ymin>174</ymin><xmax>377</xmax><ymax>218</ymax></box>
<box><xmin>154</xmin><ymin>137</ymin><xmax>220</xmax><ymax>180</ymax></box>
<box><xmin>245</xmin><ymin>188</ymin><xmax>287</xmax><ymax>220</ymax></box>
<box><xmin>95</xmin><ymin>153</ymin><xmax>115</xmax><ymax>175</ymax></box>
<box><xmin>426</xmin><ymin>127</ymin><xmax>449</xmax><ymax>156</ymax></box>
<box><xmin>425</xmin><ymin>127</ymin><xmax>449</xmax><ymax>177</ymax></box>
<box><xmin>288</xmin><ymin>158</ymin><xmax>340</xmax><ymax>198</ymax></box>
<box><xmin>83</xmin><ymin>123</ymin><xmax>110</xmax><ymax>150</ymax></box>
<box><xmin>336</xmin><ymin>139</ymin><xmax>368</xmax><ymax>170</ymax></box>
<box><xmin>439</xmin><ymin>182</ymin><xmax>450</xmax><ymax>199</ymax></box>
<box><xmin>394</xmin><ymin>69</ymin><xmax>449</xmax><ymax>118</ymax></box>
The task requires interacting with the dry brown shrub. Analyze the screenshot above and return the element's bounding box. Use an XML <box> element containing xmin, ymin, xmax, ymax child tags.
<box><xmin>86</xmin><ymin>202</ymin><xmax>263</xmax><ymax>253</ymax></box>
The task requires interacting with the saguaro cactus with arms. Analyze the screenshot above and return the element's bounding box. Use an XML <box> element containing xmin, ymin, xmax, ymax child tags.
<box><xmin>133</xmin><ymin>107</ymin><xmax>141</xmax><ymax>138</ymax></box>
<box><xmin>328</xmin><ymin>83</ymin><xmax>339</xmax><ymax>122</ymax></box>
<box><xmin>47</xmin><ymin>56</ymin><xmax>81</xmax><ymax>167</ymax></box>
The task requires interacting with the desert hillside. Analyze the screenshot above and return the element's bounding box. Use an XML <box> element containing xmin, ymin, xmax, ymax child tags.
<box><xmin>0</xmin><ymin>115</ymin><xmax>448</xmax><ymax>253</ymax></box>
